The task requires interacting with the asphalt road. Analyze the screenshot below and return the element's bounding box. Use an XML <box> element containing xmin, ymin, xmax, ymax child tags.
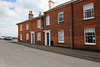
<box><xmin>0</xmin><ymin>40</ymin><xmax>100</xmax><ymax>67</ymax></box>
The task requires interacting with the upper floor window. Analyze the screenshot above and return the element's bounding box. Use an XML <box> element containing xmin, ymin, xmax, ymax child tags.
<box><xmin>26</xmin><ymin>33</ymin><xmax>29</xmax><ymax>40</ymax></box>
<box><xmin>46</xmin><ymin>15</ymin><xmax>50</xmax><ymax>26</ymax></box>
<box><xmin>26</xmin><ymin>23</ymin><xmax>29</xmax><ymax>30</ymax></box>
<box><xmin>37</xmin><ymin>20</ymin><xmax>41</xmax><ymax>28</ymax></box>
<box><xmin>83</xmin><ymin>3</ymin><xmax>94</xmax><ymax>20</ymax></box>
<box><xmin>20</xmin><ymin>24</ymin><xmax>22</xmax><ymax>31</ymax></box>
<box><xmin>58</xmin><ymin>30</ymin><xmax>64</xmax><ymax>43</ymax></box>
<box><xmin>20</xmin><ymin>34</ymin><xmax>22</xmax><ymax>40</ymax></box>
<box><xmin>84</xmin><ymin>28</ymin><xmax>96</xmax><ymax>45</ymax></box>
<box><xmin>58</xmin><ymin>12</ymin><xmax>64</xmax><ymax>24</ymax></box>
<box><xmin>37</xmin><ymin>33</ymin><xmax>41</xmax><ymax>41</ymax></box>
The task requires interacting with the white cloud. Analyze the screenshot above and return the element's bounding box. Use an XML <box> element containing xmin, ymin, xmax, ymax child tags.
<box><xmin>0</xmin><ymin>0</ymin><xmax>71</xmax><ymax>37</ymax></box>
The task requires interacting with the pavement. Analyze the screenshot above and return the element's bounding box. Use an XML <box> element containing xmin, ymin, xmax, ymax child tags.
<box><xmin>0</xmin><ymin>40</ymin><xmax>100</xmax><ymax>67</ymax></box>
<box><xmin>12</xmin><ymin>40</ymin><xmax>100</xmax><ymax>62</ymax></box>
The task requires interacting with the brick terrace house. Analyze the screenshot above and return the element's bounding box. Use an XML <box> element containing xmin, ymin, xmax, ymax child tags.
<box><xmin>17</xmin><ymin>0</ymin><xmax>100</xmax><ymax>50</ymax></box>
<box><xmin>17</xmin><ymin>11</ymin><xmax>44</xmax><ymax>45</ymax></box>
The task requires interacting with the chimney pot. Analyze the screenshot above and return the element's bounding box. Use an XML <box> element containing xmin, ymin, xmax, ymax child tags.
<box><xmin>28</xmin><ymin>11</ymin><xmax>33</xmax><ymax>20</ymax></box>
<box><xmin>39</xmin><ymin>11</ymin><xmax>42</xmax><ymax>16</ymax></box>
<box><xmin>29</xmin><ymin>11</ymin><xmax>32</xmax><ymax>14</ymax></box>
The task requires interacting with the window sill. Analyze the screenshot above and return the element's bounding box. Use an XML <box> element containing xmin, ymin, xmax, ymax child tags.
<box><xmin>58</xmin><ymin>22</ymin><xmax>64</xmax><ymax>24</ymax></box>
<box><xmin>37</xmin><ymin>41</ymin><xmax>41</xmax><ymax>42</ymax></box>
<box><xmin>83</xmin><ymin>17</ymin><xmax>95</xmax><ymax>21</ymax></box>
<box><xmin>58</xmin><ymin>42</ymin><xmax>65</xmax><ymax>44</ymax></box>
<box><xmin>46</xmin><ymin>25</ymin><xmax>50</xmax><ymax>26</ymax></box>
<box><xmin>84</xmin><ymin>43</ymin><xmax>96</xmax><ymax>46</ymax></box>
<box><xmin>37</xmin><ymin>28</ymin><xmax>41</xmax><ymax>29</ymax></box>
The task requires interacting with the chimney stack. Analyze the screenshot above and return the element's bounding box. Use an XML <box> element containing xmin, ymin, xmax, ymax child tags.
<box><xmin>39</xmin><ymin>11</ymin><xmax>42</xmax><ymax>16</ymax></box>
<box><xmin>28</xmin><ymin>11</ymin><xmax>33</xmax><ymax>20</ymax></box>
<box><xmin>48</xmin><ymin>0</ymin><xmax>54</xmax><ymax>9</ymax></box>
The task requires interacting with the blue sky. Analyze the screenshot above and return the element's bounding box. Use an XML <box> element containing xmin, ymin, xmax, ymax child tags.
<box><xmin>0</xmin><ymin>0</ymin><xmax>70</xmax><ymax>37</ymax></box>
<box><xmin>1</xmin><ymin>0</ymin><xmax>16</xmax><ymax>10</ymax></box>
<box><xmin>1</xmin><ymin>0</ymin><xmax>16</xmax><ymax>2</ymax></box>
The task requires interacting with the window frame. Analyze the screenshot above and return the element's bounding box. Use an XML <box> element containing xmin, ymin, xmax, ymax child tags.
<box><xmin>58</xmin><ymin>11</ymin><xmax>64</xmax><ymax>24</ymax></box>
<box><xmin>37</xmin><ymin>32</ymin><xmax>41</xmax><ymax>41</ymax></box>
<box><xmin>83</xmin><ymin>2</ymin><xmax>94</xmax><ymax>20</ymax></box>
<box><xmin>26</xmin><ymin>33</ymin><xmax>29</xmax><ymax>40</ymax></box>
<box><xmin>20</xmin><ymin>34</ymin><xmax>22</xmax><ymax>40</ymax></box>
<box><xmin>37</xmin><ymin>20</ymin><xmax>41</xmax><ymax>28</ymax></box>
<box><xmin>46</xmin><ymin>15</ymin><xmax>50</xmax><ymax>26</ymax></box>
<box><xmin>84</xmin><ymin>28</ymin><xmax>96</xmax><ymax>45</ymax></box>
<box><xmin>20</xmin><ymin>24</ymin><xmax>22</xmax><ymax>31</ymax></box>
<box><xmin>26</xmin><ymin>23</ymin><xmax>29</xmax><ymax>30</ymax></box>
<box><xmin>58</xmin><ymin>30</ymin><xmax>64</xmax><ymax>43</ymax></box>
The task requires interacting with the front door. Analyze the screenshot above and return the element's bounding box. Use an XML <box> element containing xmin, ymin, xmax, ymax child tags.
<box><xmin>47</xmin><ymin>33</ymin><xmax>49</xmax><ymax>46</ymax></box>
<box><xmin>32</xmin><ymin>33</ymin><xmax>34</xmax><ymax>43</ymax></box>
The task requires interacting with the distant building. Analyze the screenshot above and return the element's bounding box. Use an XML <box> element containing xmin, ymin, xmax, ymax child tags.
<box><xmin>1</xmin><ymin>36</ymin><xmax>6</xmax><ymax>40</ymax></box>
<box><xmin>17</xmin><ymin>0</ymin><xmax>100</xmax><ymax>50</ymax></box>
<box><xmin>0</xmin><ymin>35</ymin><xmax>1</xmax><ymax>39</ymax></box>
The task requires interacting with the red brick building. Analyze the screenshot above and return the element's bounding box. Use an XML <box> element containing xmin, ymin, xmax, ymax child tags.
<box><xmin>17</xmin><ymin>0</ymin><xmax>100</xmax><ymax>50</ymax></box>
<box><xmin>17</xmin><ymin>11</ymin><xmax>44</xmax><ymax>45</ymax></box>
<box><xmin>73</xmin><ymin>0</ymin><xmax>100</xmax><ymax>50</ymax></box>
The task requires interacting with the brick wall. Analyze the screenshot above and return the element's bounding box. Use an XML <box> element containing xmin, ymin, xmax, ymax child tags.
<box><xmin>30</xmin><ymin>18</ymin><xmax>43</xmax><ymax>44</ymax></box>
<box><xmin>18</xmin><ymin>18</ymin><xmax>43</xmax><ymax>45</ymax></box>
<box><xmin>18</xmin><ymin>22</ymin><xmax>31</xmax><ymax>43</ymax></box>
<box><xmin>73</xmin><ymin>0</ymin><xmax>100</xmax><ymax>50</ymax></box>
<box><xmin>44</xmin><ymin>5</ymin><xmax>73</xmax><ymax>47</ymax></box>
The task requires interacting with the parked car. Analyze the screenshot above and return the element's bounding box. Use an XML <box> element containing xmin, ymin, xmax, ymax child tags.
<box><xmin>5</xmin><ymin>37</ymin><xmax>12</xmax><ymax>40</ymax></box>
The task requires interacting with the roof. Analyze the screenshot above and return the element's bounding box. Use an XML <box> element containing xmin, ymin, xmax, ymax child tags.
<box><xmin>44</xmin><ymin>0</ymin><xmax>83</xmax><ymax>13</ymax></box>
<box><xmin>16</xmin><ymin>15</ymin><xmax>44</xmax><ymax>25</ymax></box>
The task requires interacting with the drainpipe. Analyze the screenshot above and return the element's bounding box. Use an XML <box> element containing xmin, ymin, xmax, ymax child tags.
<box><xmin>42</xmin><ymin>17</ymin><xmax>44</xmax><ymax>45</ymax></box>
<box><xmin>71</xmin><ymin>0</ymin><xmax>81</xmax><ymax>49</ymax></box>
<box><xmin>71</xmin><ymin>2</ymin><xmax>74</xmax><ymax>49</ymax></box>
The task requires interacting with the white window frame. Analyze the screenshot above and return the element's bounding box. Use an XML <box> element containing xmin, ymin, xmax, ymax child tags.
<box><xmin>46</xmin><ymin>15</ymin><xmax>50</xmax><ymax>26</ymax></box>
<box><xmin>58</xmin><ymin>11</ymin><xmax>64</xmax><ymax>24</ymax></box>
<box><xmin>20</xmin><ymin>34</ymin><xmax>22</xmax><ymax>40</ymax></box>
<box><xmin>83</xmin><ymin>2</ymin><xmax>94</xmax><ymax>20</ymax></box>
<box><xmin>20</xmin><ymin>24</ymin><xmax>22</xmax><ymax>31</ymax></box>
<box><xmin>26</xmin><ymin>23</ymin><xmax>29</xmax><ymax>30</ymax></box>
<box><xmin>84</xmin><ymin>28</ymin><xmax>96</xmax><ymax>45</ymax></box>
<box><xmin>37</xmin><ymin>33</ymin><xmax>41</xmax><ymax>41</ymax></box>
<box><xmin>37</xmin><ymin>20</ymin><xmax>41</xmax><ymax>28</ymax></box>
<box><xmin>26</xmin><ymin>33</ymin><xmax>29</xmax><ymax>40</ymax></box>
<box><xmin>58</xmin><ymin>30</ymin><xmax>64</xmax><ymax>43</ymax></box>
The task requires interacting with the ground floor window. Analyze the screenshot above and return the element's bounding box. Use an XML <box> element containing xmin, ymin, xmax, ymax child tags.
<box><xmin>58</xmin><ymin>30</ymin><xmax>64</xmax><ymax>43</ymax></box>
<box><xmin>26</xmin><ymin>33</ymin><xmax>29</xmax><ymax>40</ymax></box>
<box><xmin>37</xmin><ymin>33</ymin><xmax>41</xmax><ymax>41</ymax></box>
<box><xmin>20</xmin><ymin>34</ymin><xmax>22</xmax><ymax>40</ymax></box>
<box><xmin>84</xmin><ymin>28</ymin><xmax>96</xmax><ymax>45</ymax></box>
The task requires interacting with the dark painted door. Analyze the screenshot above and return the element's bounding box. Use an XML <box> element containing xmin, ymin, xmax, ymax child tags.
<box><xmin>32</xmin><ymin>34</ymin><xmax>34</xmax><ymax>43</ymax></box>
<box><xmin>47</xmin><ymin>33</ymin><xmax>49</xmax><ymax>46</ymax></box>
